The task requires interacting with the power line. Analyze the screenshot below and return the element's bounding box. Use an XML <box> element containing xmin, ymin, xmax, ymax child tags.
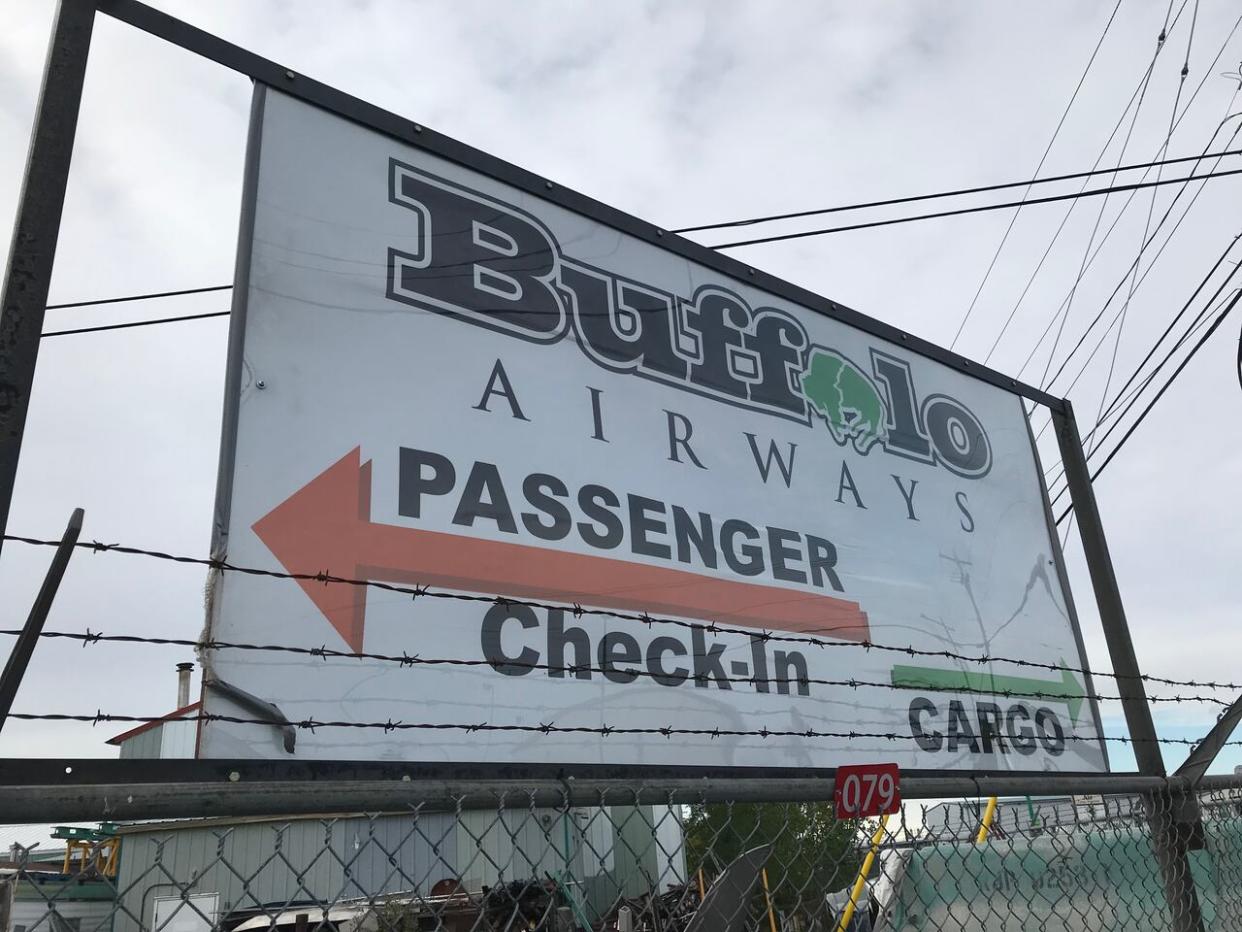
<box><xmin>1090</xmin><ymin>0</ymin><xmax>1201</xmax><ymax>454</ymax></box>
<box><xmin>950</xmin><ymin>0</ymin><xmax>1124</xmax><ymax>352</ymax></box>
<box><xmin>46</xmin><ymin>284</ymin><xmax>232</xmax><ymax>310</ymax></box>
<box><xmin>1047</xmin><ymin>286</ymin><xmax>1231</xmax><ymax>501</ymax></box>
<box><xmin>705</xmin><ymin>165</ymin><xmax>1242</xmax><ymax>250</ymax></box>
<box><xmin>1054</xmin><ymin>286</ymin><xmax>1242</xmax><ymax>524</ymax></box>
<box><xmin>1097</xmin><ymin>236</ymin><xmax>1240</xmax><ymax>426</ymax></box>
<box><xmin>38</xmin><ymin>155</ymin><xmax>1242</xmax><ymax>324</ymax></box>
<box><xmin>41</xmin><ymin>310</ymin><xmax>229</xmax><ymax>338</ymax></box>
<box><xmin>996</xmin><ymin>14</ymin><xmax>1242</xmax><ymax>383</ymax></box>
<box><xmin>672</xmin><ymin>150</ymin><xmax>1242</xmax><ymax>240</ymax></box>
<box><xmin>1041</xmin><ymin>240</ymin><xmax>1240</xmax><ymax>491</ymax></box>
<box><xmin>1032</xmin><ymin>114</ymin><xmax>1242</xmax><ymax>409</ymax></box>
<box><xmin>1049</xmin><ymin>283</ymin><xmax>1239</xmax><ymax>504</ymax></box>
<box><xmin>1035</xmin><ymin>18</ymin><xmax>1171</xmax><ymax>400</ymax></box>
<box><xmin>42</xmin><ymin>161</ymin><xmax>1242</xmax><ymax>339</ymax></box>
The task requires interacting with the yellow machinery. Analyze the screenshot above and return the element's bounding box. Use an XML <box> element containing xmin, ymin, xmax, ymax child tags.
<box><xmin>53</xmin><ymin>824</ymin><xmax>119</xmax><ymax>878</ymax></box>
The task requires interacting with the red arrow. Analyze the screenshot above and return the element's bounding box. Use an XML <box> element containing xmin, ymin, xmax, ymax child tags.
<box><xmin>252</xmin><ymin>448</ymin><xmax>871</xmax><ymax>652</ymax></box>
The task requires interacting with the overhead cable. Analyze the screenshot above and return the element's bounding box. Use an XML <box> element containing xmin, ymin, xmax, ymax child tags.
<box><xmin>1034</xmin><ymin>115</ymin><xmax>1242</xmax><ymax>405</ymax></box>
<box><xmin>993</xmin><ymin>12</ymin><xmax>1241</xmax><ymax>378</ymax></box>
<box><xmin>1090</xmin><ymin>0</ymin><xmax>1202</xmax><ymax>453</ymax></box>
<box><xmin>1054</xmin><ymin>287</ymin><xmax>1242</xmax><ymax>524</ymax></box>
<box><xmin>42</xmin><ymin>310</ymin><xmax>229</xmax><ymax>338</ymax></box>
<box><xmin>46</xmin><ymin>284</ymin><xmax>232</xmax><ymax>310</ymax></box>
<box><xmin>1048</xmin><ymin>284</ymin><xmax>1239</xmax><ymax>505</ymax></box>
<box><xmin>704</xmin><ymin>165</ymin><xmax>1242</xmax><ymax>250</ymax></box>
<box><xmin>1041</xmin><ymin>237</ymin><xmax>1241</xmax><ymax>488</ymax></box>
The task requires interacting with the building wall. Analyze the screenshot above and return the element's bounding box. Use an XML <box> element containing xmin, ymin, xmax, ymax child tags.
<box><xmin>11</xmin><ymin>880</ymin><xmax>116</xmax><ymax>932</ymax></box>
<box><xmin>117</xmin><ymin>726</ymin><xmax>162</xmax><ymax>761</ymax></box>
<box><xmin>112</xmin><ymin>807</ymin><xmax>642</xmax><ymax>932</ymax></box>
<box><xmin>157</xmin><ymin>720</ymin><xmax>197</xmax><ymax>760</ymax></box>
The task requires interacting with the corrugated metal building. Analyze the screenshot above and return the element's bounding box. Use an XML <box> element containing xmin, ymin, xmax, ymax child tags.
<box><xmin>5</xmin><ymin>875</ymin><xmax>117</xmax><ymax>932</ymax></box>
<box><xmin>919</xmin><ymin>794</ymin><xmax>1143</xmax><ymax>841</ymax></box>
<box><xmin>112</xmin><ymin>805</ymin><xmax>684</xmax><ymax>931</ymax></box>
<box><xmin>106</xmin><ymin>704</ymin><xmax>199</xmax><ymax>761</ymax></box>
<box><xmin>106</xmin><ymin>664</ymin><xmax>687</xmax><ymax>930</ymax></box>
<box><xmin>1</xmin><ymin>824</ymin><xmax>118</xmax><ymax>932</ymax></box>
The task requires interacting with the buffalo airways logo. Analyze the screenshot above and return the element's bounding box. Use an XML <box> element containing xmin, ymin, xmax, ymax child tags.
<box><xmin>385</xmin><ymin>159</ymin><xmax>992</xmax><ymax>478</ymax></box>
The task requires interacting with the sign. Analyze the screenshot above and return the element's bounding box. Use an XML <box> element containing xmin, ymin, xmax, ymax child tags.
<box><xmin>835</xmin><ymin>763</ymin><xmax>901</xmax><ymax>819</ymax></box>
<box><xmin>199</xmin><ymin>85</ymin><xmax>1107</xmax><ymax>773</ymax></box>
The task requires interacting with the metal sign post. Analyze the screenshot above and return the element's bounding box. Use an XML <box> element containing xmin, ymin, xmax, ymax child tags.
<box><xmin>0</xmin><ymin>0</ymin><xmax>95</xmax><ymax>559</ymax></box>
<box><xmin>0</xmin><ymin>507</ymin><xmax>84</xmax><ymax>733</ymax></box>
<box><xmin>1053</xmin><ymin>402</ymin><xmax>1204</xmax><ymax>932</ymax></box>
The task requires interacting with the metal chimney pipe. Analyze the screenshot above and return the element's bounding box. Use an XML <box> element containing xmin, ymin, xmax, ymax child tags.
<box><xmin>176</xmin><ymin>662</ymin><xmax>193</xmax><ymax>709</ymax></box>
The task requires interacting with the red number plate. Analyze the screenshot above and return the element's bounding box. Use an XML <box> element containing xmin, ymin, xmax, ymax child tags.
<box><xmin>834</xmin><ymin>763</ymin><xmax>901</xmax><ymax>819</ymax></box>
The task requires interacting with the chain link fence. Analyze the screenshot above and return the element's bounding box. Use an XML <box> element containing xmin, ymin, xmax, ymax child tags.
<box><xmin>3</xmin><ymin>776</ymin><xmax>1241</xmax><ymax>932</ymax></box>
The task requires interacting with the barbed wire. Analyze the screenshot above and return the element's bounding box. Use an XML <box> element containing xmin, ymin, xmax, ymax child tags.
<box><xmin>5</xmin><ymin>709</ymin><xmax>1235</xmax><ymax>749</ymax></box>
<box><xmin>3</xmin><ymin>628</ymin><xmax>1229</xmax><ymax>709</ymax></box>
<box><xmin>6</xmin><ymin>532</ymin><xmax>1238</xmax><ymax>694</ymax></box>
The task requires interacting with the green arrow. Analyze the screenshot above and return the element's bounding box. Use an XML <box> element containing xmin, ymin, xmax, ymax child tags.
<box><xmin>889</xmin><ymin>661</ymin><xmax>1086</xmax><ymax>725</ymax></box>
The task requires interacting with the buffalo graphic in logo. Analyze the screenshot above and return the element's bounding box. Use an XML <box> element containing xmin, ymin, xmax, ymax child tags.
<box><xmin>800</xmin><ymin>348</ymin><xmax>889</xmax><ymax>454</ymax></box>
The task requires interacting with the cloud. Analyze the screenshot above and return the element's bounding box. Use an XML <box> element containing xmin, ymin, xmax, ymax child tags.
<box><xmin>0</xmin><ymin>0</ymin><xmax>1239</xmax><ymax>773</ymax></box>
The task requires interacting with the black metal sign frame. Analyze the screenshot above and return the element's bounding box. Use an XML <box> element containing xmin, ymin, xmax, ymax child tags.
<box><xmin>0</xmin><ymin>0</ymin><xmax>1165</xmax><ymax>789</ymax></box>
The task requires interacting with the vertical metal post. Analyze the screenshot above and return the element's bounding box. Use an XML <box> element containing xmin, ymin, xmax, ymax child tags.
<box><xmin>0</xmin><ymin>507</ymin><xmax>84</xmax><ymax>732</ymax></box>
<box><xmin>1052</xmin><ymin>401</ymin><xmax>1203</xmax><ymax>932</ymax></box>
<box><xmin>0</xmin><ymin>0</ymin><xmax>96</xmax><ymax>560</ymax></box>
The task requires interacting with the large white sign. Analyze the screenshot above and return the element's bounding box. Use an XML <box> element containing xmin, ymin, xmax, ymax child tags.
<box><xmin>200</xmin><ymin>86</ymin><xmax>1107</xmax><ymax>773</ymax></box>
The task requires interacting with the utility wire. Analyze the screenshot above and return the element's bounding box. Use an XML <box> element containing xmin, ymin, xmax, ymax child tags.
<box><xmin>40</xmin><ymin>153</ymin><xmax>1242</xmax><ymax>324</ymax></box>
<box><xmin>704</xmin><ymin>166</ymin><xmax>1242</xmax><ymax>250</ymax></box>
<box><xmin>1049</xmin><ymin>283</ymin><xmax>1239</xmax><ymax>506</ymax></box>
<box><xmin>1090</xmin><ymin>0</ymin><xmax>1200</xmax><ymax>453</ymax></box>
<box><xmin>46</xmin><ymin>284</ymin><xmax>232</xmax><ymax>310</ymax></box>
<box><xmin>42</xmin><ymin>310</ymin><xmax>229</xmax><ymax>338</ymax></box>
<box><xmin>1006</xmin><ymin>13</ymin><xmax>1241</xmax><ymax>387</ymax></box>
<box><xmin>1035</xmin><ymin>31</ymin><xmax>1169</xmax><ymax>400</ymax></box>
<box><xmin>1042</xmin><ymin>239</ymin><xmax>1241</xmax><ymax>488</ymax></box>
<box><xmin>1034</xmin><ymin>115</ymin><xmax>1242</xmax><ymax>409</ymax></box>
<box><xmin>949</xmin><ymin>0</ymin><xmax>1125</xmax><ymax>352</ymax></box>
<box><xmin>1096</xmin><ymin>236</ymin><xmax>1240</xmax><ymax>427</ymax></box>
<box><xmin>45</xmin><ymin>11</ymin><xmax>1242</xmax><ymax>336</ymax></box>
<box><xmin>1054</xmin><ymin>286</ymin><xmax>1242</xmax><ymax>524</ymax></box>
<box><xmin>38</xmin><ymin>163</ymin><xmax>1242</xmax><ymax>339</ymax></box>
<box><xmin>1048</xmin><ymin>299</ymin><xmax>1217</xmax><ymax>499</ymax></box>
<box><xmin>671</xmin><ymin>151</ymin><xmax>1242</xmax><ymax>239</ymax></box>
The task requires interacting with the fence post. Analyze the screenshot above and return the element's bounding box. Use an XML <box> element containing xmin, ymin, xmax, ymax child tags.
<box><xmin>0</xmin><ymin>0</ymin><xmax>96</xmax><ymax>560</ymax></box>
<box><xmin>0</xmin><ymin>507</ymin><xmax>84</xmax><ymax>733</ymax></box>
<box><xmin>1052</xmin><ymin>400</ymin><xmax>1204</xmax><ymax>932</ymax></box>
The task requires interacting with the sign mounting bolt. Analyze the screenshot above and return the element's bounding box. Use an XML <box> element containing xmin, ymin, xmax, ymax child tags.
<box><xmin>284</xmin><ymin>69</ymin><xmax>295</xmax><ymax>80</ymax></box>
<box><xmin>256</xmin><ymin>380</ymin><xmax>266</xmax><ymax>390</ymax></box>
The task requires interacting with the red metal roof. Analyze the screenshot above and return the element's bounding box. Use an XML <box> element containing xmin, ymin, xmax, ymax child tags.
<box><xmin>105</xmin><ymin>701</ymin><xmax>201</xmax><ymax>745</ymax></box>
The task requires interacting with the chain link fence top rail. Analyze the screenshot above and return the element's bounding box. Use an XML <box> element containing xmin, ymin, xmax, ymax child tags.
<box><xmin>2</xmin><ymin>778</ymin><xmax>1240</xmax><ymax>932</ymax></box>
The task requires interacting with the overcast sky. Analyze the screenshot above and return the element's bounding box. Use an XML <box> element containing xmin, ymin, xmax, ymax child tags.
<box><xmin>1</xmin><ymin>0</ymin><xmax>1240</xmax><ymax>776</ymax></box>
